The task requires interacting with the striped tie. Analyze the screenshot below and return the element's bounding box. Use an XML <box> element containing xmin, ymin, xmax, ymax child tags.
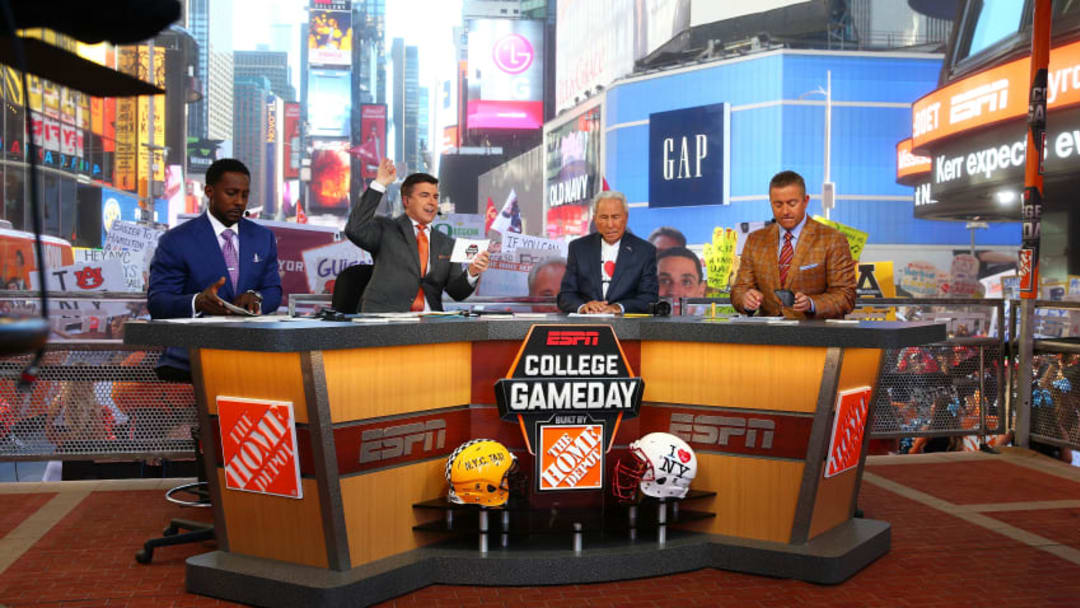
<box><xmin>778</xmin><ymin>231</ymin><xmax>793</xmax><ymax>286</ymax></box>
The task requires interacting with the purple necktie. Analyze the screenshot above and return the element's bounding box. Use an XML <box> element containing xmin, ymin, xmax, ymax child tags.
<box><xmin>221</xmin><ymin>228</ymin><xmax>239</xmax><ymax>290</ymax></box>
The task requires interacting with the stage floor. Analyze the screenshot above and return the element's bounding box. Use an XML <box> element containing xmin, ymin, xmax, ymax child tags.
<box><xmin>1</xmin><ymin>448</ymin><xmax>1079</xmax><ymax>607</ymax></box>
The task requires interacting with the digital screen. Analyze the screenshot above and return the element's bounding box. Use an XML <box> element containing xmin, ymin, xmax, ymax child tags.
<box><xmin>308</xmin><ymin>9</ymin><xmax>353</xmax><ymax>67</ymax></box>
<box><xmin>307</xmin><ymin>69</ymin><xmax>352</xmax><ymax>137</ymax></box>
<box><xmin>357</xmin><ymin>104</ymin><xmax>387</xmax><ymax>180</ymax></box>
<box><xmin>309</xmin><ymin>139</ymin><xmax>351</xmax><ymax>212</ymax></box>
<box><xmin>467</xmin><ymin>19</ymin><xmax>544</xmax><ymax>129</ymax></box>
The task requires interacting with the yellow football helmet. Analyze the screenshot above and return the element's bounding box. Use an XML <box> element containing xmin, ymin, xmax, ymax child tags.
<box><xmin>445</xmin><ymin>439</ymin><xmax>517</xmax><ymax>507</ymax></box>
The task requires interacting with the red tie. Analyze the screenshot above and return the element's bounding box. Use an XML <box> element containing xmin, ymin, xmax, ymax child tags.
<box><xmin>778</xmin><ymin>231</ymin><xmax>793</xmax><ymax>286</ymax></box>
<box><xmin>410</xmin><ymin>224</ymin><xmax>429</xmax><ymax>311</ymax></box>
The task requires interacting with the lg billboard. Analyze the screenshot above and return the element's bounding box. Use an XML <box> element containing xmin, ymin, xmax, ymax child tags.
<box><xmin>466</xmin><ymin>19</ymin><xmax>544</xmax><ymax>130</ymax></box>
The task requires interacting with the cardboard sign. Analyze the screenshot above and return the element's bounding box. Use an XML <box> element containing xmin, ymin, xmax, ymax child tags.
<box><xmin>824</xmin><ymin>386</ymin><xmax>872</xmax><ymax>479</ymax></box>
<box><xmin>218</xmin><ymin>396</ymin><xmax>303</xmax><ymax>499</ymax></box>
<box><xmin>812</xmin><ymin>215</ymin><xmax>868</xmax><ymax>262</ymax></box>
<box><xmin>538</xmin><ymin>424</ymin><xmax>604</xmax><ymax>490</ymax></box>
<box><xmin>30</xmin><ymin>259</ymin><xmax>127</xmax><ymax>292</ymax></box>
<box><xmin>300</xmin><ymin>239</ymin><xmax>372</xmax><ymax>295</ymax></box>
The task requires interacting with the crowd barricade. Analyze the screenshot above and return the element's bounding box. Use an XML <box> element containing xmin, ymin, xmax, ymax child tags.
<box><xmin>0</xmin><ymin>291</ymin><xmax>196</xmax><ymax>461</ymax></box>
<box><xmin>678</xmin><ymin>297</ymin><xmax>1008</xmax><ymax>449</ymax></box>
<box><xmin>1022</xmin><ymin>300</ymin><xmax>1080</xmax><ymax>453</ymax></box>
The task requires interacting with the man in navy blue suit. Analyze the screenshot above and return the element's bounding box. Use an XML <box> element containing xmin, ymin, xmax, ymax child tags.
<box><xmin>148</xmin><ymin>159</ymin><xmax>282</xmax><ymax>378</ymax></box>
<box><xmin>557</xmin><ymin>191</ymin><xmax>658</xmax><ymax>314</ymax></box>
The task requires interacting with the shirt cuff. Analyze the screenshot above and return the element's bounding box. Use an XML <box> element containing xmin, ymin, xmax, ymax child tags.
<box><xmin>369</xmin><ymin>181</ymin><xmax>386</xmax><ymax>193</ymax></box>
<box><xmin>190</xmin><ymin>294</ymin><xmax>199</xmax><ymax>318</ymax></box>
<box><xmin>616</xmin><ymin>303</ymin><xmax>625</xmax><ymax>313</ymax></box>
<box><xmin>466</xmin><ymin>271</ymin><xmax>479</xmax><ymax>286</ymax></box>
<box><xmin>809</xmin><ymin>298</ymin><xmax>816</xmax><ymax>314</ymax></box>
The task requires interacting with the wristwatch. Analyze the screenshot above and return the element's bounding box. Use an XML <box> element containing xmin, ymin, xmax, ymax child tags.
<box><xmin>245</xmin><ymin>289</ymin><xmax>263</xmax><ymax>303</ymax></box>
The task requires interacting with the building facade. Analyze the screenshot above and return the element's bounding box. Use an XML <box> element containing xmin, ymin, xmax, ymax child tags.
<box><xmin>234</xmin><ymin>50</ymin><xmax>295</xmax><ymax>103</ymax></box>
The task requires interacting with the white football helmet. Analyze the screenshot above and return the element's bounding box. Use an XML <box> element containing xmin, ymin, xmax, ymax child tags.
<box><xmin>621</xmin><ymin>432</ymin><xmax>698</xmax><ymax>499</ymax></box>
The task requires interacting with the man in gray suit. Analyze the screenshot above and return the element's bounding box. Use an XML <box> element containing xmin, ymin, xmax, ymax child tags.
<box><xmin>345</xmin><ymin>158</ymin><xmax>491</xmax><ymax>312</ymax></box>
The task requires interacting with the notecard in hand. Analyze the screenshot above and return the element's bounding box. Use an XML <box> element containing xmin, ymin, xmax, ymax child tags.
<box><xmin>450</xmin><ymin>238</ymin><xmax>490</xmax><ymax>263</ymax></box>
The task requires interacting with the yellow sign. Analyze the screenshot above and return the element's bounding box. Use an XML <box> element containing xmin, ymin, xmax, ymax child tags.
<box><xmin>812</xmin><ymin>215</ymin><xmax>868</xmax><ymax>262</ymax></box>
<box><xmin>849</xmin><ymin>261</ymin><xmax>896</xmax><ymax>321</ymax></box>
<box><xmin>703</xmin><ymin>226</ymin><xmax>738</xmax><ymax>291</ymax></box>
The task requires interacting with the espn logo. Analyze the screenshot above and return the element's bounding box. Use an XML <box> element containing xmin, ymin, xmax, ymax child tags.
<box><xmin>359</xmin><ymin>419</ymin><xmax>447</xmax><ymax>464</ymax></box>
<box><xmin>669</xmin><ymin>413</ymin><xmax>775</xmax><ymax>450</ymax></box>
<box><xmin>546</xmin><ymin>330</ymin><xmax>599</xmax><ymax>346</ymax></box>
<box><xmin>949</xmin><ymin>78</ymin><xmax>1008</xmax><ymax>124</ymax></box>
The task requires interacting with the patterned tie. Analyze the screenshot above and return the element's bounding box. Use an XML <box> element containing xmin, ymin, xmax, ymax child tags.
<box><xmin>221</xmin><ymin>228</ymin><xmax>239</xmax><ymax>290</ymax></box>
<box><xmin>778</xmin><ymin>231</ymin><xmax>793</xmax><ymax>287</ymax></box>
<box><xmin>410</xmin><ymin>224</ymin><xmax>429</xmax><ymax>311</ymax></box>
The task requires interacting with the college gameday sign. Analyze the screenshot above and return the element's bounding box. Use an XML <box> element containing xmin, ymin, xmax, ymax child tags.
<box><xmin>218</xmin><ymin>397</ymin><xmax>303</xmax><ymax>499</ymax></box>
<box><xmin>495</xmin><ymin>325</ymin><xmax>643</xmax><ymax>492</ymax></box>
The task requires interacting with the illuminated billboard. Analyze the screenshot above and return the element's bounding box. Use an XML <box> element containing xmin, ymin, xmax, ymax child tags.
<box><xmin>307</xmin><ymin>68</ymin><xmax>351</xmax><ymax>137</ymax></box>
<box><xmin>544</xmin><ymin>105</ymin><xmax>601</xmax><ymax>237</ymax></box>
<box><xmin>466</xmin><ymin>18</ymin><xmax>544</xmax><ymax>129</ymax></box>
<box><xmin>308</xmin><ymin>9</ymin><xmax>353</xmax><ymax>67</ymax></box>
<box><xmin>310</xmin><ymin>139</ymin><xmax>350</xmax><ymax>212</ymax></box>
<box><xmin>356</xmin><ymin>104</ymin><xmax>387</xmax><ymax>180</ymax></box>
<box><xmin>284</xmin><ymin>102</ymin><xmax>300</xmax><ymax>179</ymax></box>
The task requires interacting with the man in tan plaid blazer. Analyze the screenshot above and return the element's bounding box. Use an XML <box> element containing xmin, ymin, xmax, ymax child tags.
<box><xmin>731</xmin><ymin>171</ymin><xmax>855</xmax><ymax>319</ymax></box>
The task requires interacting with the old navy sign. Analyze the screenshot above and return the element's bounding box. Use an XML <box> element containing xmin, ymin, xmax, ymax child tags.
<box><xmin>648</xmin><ymin>102</ymin><xmax>730</xmax><ymax>208</ymax></box>
<box><xmin>495</xmin><ymin>325</ymin><xmax>643</xmax><ymax>492</ymax></box>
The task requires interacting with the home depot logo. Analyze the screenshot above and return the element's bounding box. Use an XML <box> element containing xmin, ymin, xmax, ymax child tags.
<box><xmin>824</xmin><ymin>387</ymin><xmax>873</xmax><ymax>478</ymax></box>
<box><xmin>218</xmin><ymin>397</ymin><xmax>302</xmax><ymax>499</ymax></box>
<box><xmin>546</xmin><ymin>330</ymin><xmax>599</xmax><ymax>346</ymax></box>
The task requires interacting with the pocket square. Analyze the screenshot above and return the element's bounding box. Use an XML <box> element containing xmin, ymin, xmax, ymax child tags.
<box><xmin>253</xmin><ymin>253</ymin><xmax>261</xmax><ymax>263</ymax></box>
<box><xmin>799</xmin><ymin>263</ymin><xmax>819</xmax><ymax>271</ymax></box>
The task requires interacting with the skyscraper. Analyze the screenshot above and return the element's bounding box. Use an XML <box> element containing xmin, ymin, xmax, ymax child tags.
<box><xmin>233</xmin><ymin>76</ymin><xmax>272</xmax><ymax>212</ymax></box>
<box><xmin>417</xmin><ymin>86</ymin><xmax>430</xmax><ymax>171</ymax></box>
<box><xmin>391</xmin><ymin>38</ymin><xmax>421</xmax><ymax>173</ymax></box>
<box><xmin>353</xmin><ymin>0</ymin><xmax>386</xmax><ymax>105</ymax></box>
<box><xmin>186</xmin><ymin>0</ymin><xmax>233</xmax><ymax>143</ymax></box>
<box><xmin>235</xmin><ymin>50</ymin><xmax>296</xmax><ymax>102</ymax></box>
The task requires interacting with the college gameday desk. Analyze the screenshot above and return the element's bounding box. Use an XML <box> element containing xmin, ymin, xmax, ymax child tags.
<box><xmin>125</xmin><ymin>317</ymin><xmax>944</xmax><ymax>608</ymax></box>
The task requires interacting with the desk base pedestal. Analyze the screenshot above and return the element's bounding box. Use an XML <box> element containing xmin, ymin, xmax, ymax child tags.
<box><xmin>186</xmin><ymin>519</ymin><xmax>890</xmax><ymax>607</ymax></box>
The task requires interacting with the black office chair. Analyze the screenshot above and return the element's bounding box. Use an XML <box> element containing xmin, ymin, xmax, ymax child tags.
<box><xmin>135</xmin><ymin>428</ymin><xmax>214</xmax><ymax>563</ymax></box>
<box><xmin>331</xmin><ymin>264</ymin><xmax>374</xmax><ymax>314</ymax></box>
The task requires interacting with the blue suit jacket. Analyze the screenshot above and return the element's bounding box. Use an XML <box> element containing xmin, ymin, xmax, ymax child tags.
<box><xmin>557</xmin><ymin>232</ymin><xmax>659</xmax><ymax>314</ymax></box>
<box><xmin>148</xmin><ymin>214</ymin><xmax>282</xmax><ymax>370</ymax></box>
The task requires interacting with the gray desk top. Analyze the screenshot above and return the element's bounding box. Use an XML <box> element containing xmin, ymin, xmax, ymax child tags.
<box><xmin>123</xmin><ymin>316</ymin><xmax>947</xmax><ymax>352</ymax></box>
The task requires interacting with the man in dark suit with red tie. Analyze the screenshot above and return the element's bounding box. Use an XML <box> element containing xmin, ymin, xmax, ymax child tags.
<box><xmin>557</xmin><ymin>191</ymin><xmax>658</xmax><ymax>314</ymax></box>
<box><xmin>345</xmin><ymin>159</ymin><xmax>490</xmax><ymax>312</ymax></box>
<box><xmin>731</xmin><ymin>170</ymin><xmax>855</xmax><ymax>319</ymax></box>
<box><xmin>148</xmin><ymin>159</ymin><xmax>282</xmax><ymax>378</ymax></box>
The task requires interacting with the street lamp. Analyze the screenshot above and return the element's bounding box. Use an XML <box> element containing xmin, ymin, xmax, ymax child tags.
<box><xmin>798</xmin><ymin>70</ymin><xmax>834</xmax><ymax>220</ymax></box>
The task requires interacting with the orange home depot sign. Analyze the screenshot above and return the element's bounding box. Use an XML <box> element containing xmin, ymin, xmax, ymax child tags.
<box><xmin>912</xmin><ymin>37</ymin><xmax>1080</xmax><ymax>150</ymax></box>
<box><xmin>823</xmin><ymin>387</ymin><xmax>873</xmax><ymax>479</ymax></box>
<box><xmin>218</xmin><ymin>397</ymin><xmax>303</xmax><ymax>499</ymax></box>
<box><xmin>539</xmin><ymin>424</ymin><xmax>604</xmax><ymax>490</ymax></box>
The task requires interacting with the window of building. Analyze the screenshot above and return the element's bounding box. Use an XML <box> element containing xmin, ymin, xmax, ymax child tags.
<box><xmin>3</xmin><ymin>165</ymin><xmax>25</xmax><ymax>230</ymax></box>
<box><xmin>957</xmin><ymin>0</ymin><xmax>1026</xmax><ymax>62</ymax></box>
<box><xmin>41</xmin><ymin>173</ymin><xmax>60</xmax><ymax>238</ymax></box>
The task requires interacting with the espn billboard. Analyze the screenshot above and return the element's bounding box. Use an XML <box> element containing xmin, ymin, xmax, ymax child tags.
<box><xmin>466</xmin><ymin>19</ymin><xmax>544</xmax><ymax>130</ymax></box>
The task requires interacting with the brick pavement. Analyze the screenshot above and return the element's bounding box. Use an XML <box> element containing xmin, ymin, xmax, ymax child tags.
<box><xmin>0</xmin><ymin>451</ymin><xmax>1078</xmax><ymax>607</ymax></box>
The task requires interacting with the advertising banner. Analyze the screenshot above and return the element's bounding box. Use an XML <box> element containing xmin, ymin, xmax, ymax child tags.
<box><xmin>356</xmin><ymin>104</ymin><xmax>387</xmax><ymax>180</ymax></box>
<box><xmin>114</xmin><ymin>97</ymin><xmax>137</xmax><ymax>190</ymax></box>
<box><xmin>648</xmin><ymin>103</ymin><xmax>730</xmax><ymax>207</ymax></box>
<box><xmin>899</xmin><ymin>260</ymin><xmax>945</xmax><ymax>297</ymax></box>
<box><xmin>100</xmin><ymin>189</ymin><xmax>141</xmax><ymax>245</ymax></box>
<box><xmin>545</xmin><ymin>105</ymin><xmax>601</xmax><ymax>237</ymax></box>
<box><xmin>466</xmin><ymin>19</ymin><xmax>544</xmax><ymax>129</ymax></box>
<box><xmin>309</xmin><ymin>139</ymin><xmax>351</xmax><ymax>212</ymax></box>
<box><xmin>555</xmin><ymin>0</ymin><xmax>635</xmax><ymax>112</ymax></box>
<box><xmin>218</xmin><ymin>397</ymin><xmax>303</xmax><ymax>499</ymax></box>
<box><xmin>300</xmin><ymin>239</ymin><xmax>372</xmax><ymax>294</ymax></box>
<box><xmin>849</xmin><ymin>261</ymin><xmax>896</xmax><ymax>321</ymax></box>
<box><xmin>26</xmin><ymin>74</ymin><xmax>41</xmax><ymax>112</ymax></box>
<box><xmin>283</xmin><ymin>102</ymin><xmax>300</xmax><ymax>179</ymax></box>
<box><xmin>308</xmin><ymin>9</ymin><xmax>353</xmax><ymax>67</ymax></box>
<box><xmin>307</xmin><ymin>69</ymin><xmax>351</xmax><ymax>137</ymax></box>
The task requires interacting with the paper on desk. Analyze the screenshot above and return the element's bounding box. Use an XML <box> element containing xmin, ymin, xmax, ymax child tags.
<box><xmin>450</xmin><ymin>238</ymin><xmax>490</xmax><ymax>263</ymax></box>
<box><xmin>221</xmin><ymin>299</ymin><xmax>259</xmax><ymax>316</ymax></box>
<box><xmin>568</xmin><ymin>312</ymin><xmax>616</xmax><ymax>318</ymax></box>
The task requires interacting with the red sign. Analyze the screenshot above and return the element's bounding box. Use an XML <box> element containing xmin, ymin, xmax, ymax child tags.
<box><xmin>895</xmin><ymin>138</ymin><xmax>931</xmax><ymax>183</ymax></box>
<box><xmin>218</xmin><ymin>396</ymin><xmax>303</xmax><ymax>499</ymax></box>
<box><xmin>538</xmin><ymin>424</ymin><xmax>603</xmax><ymax>491</ymax></box>
<box><xmin>545</xmin><ymin>330</ymin><xmax>599</xmax><ymax>346</ymax></box>
<box><xmin>1018</xmin><ymin>248</ymin><xmax>1036</xmax><ymax>295</ymax></box>
<box><xmin>283</xmin><ymin>103</ymin><xmax>300</xmax><ymax>179</ymax></box>
<box><xmin>357</xmin><ymin>104</ymin><xmax>387</xmax><ymax>180</ymax></box>
<box><xmin>824</xmin><ymin>387</ymin><xmax>873</xmax><ymax>479</ymax></box>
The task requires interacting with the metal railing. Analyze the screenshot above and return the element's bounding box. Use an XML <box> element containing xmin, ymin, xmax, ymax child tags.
<box><xmin>1017</xmin><ymin>300</ymin><xmax>1080</xmax><ymax>452</ymax></box>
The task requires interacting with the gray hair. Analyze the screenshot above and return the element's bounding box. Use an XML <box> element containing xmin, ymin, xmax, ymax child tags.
<box><xmin>592</xmin><ymin>190</ymin><xmax>629</xmax><ymax>215</ymax></box>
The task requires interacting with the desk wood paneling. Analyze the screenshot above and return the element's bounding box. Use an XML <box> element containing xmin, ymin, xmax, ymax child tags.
<box><xmin>216</xmin><ymin>476</ymin><xmax>328</xmax><ymax>568</ymax></box>
<box><xmin>199</xmin><ymin>350</ymin><xmax>309</xmax><ymax>423</ymax></box>
<box><xmin>641</xmin><ymin>342</ymin><xmax>826</xmax><ymax>412</ymax></box>
<box><xmin>322</xmin><ymin>343</ymin><xmax>472</xmax><ymax>423</ymax></box>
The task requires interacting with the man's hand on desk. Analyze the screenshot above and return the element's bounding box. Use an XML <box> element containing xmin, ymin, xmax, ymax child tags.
<box><xmin>742</xmin><ymin>289</ymin><xmax>763</xmax><ymax>312</ymax></box>
<box><xmin>792</xmin><ymin>291</ymin><xmax>813</xmax><ymax>313</ymax></box>
<box><xmin>233</xmin><ymin>291</ymin><xmax>263</xmax><ymax>314</ymax></box>
<box><xmin>195</xmin><ymin>277</ymin><xmax>230</xmax><ymax>315</ymax></box>
<box><xmin>468</xmin><ymin>249</ymin><xmax>491</xmax><ymax>277</ymax></box>
<box><xmin>579</xmin><ymin>300</ymin><xmax>621</xmax><ymax>314</ymax></box>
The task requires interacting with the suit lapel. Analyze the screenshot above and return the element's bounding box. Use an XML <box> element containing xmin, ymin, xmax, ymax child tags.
<box><xmin>396</xmin><ymin>215</ymin><xmax>422</xmax><ymax>276</ymax></box>
<box><xmin>587</xmin><ymin>233</ymin><xmax>604</xmax><ymax>300</ymax></box>
<box><xmin>786</xmin><ymin>219</ymin><xmax>817</xmax><ymax>288</ymax></box>
<box><xmin>196</xmin><ymin>215</ymin><xmax>234</xmax><ymax>301</ymax></box>
<box><xmin>608</xmin><ymin>236</ymin><xmax>635</xmax><ymax>300</ymax></box>
<box><xmin>764</xmin><ymin>223</ymin><xmax>781</xmax><ymax>291</ymax></box>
